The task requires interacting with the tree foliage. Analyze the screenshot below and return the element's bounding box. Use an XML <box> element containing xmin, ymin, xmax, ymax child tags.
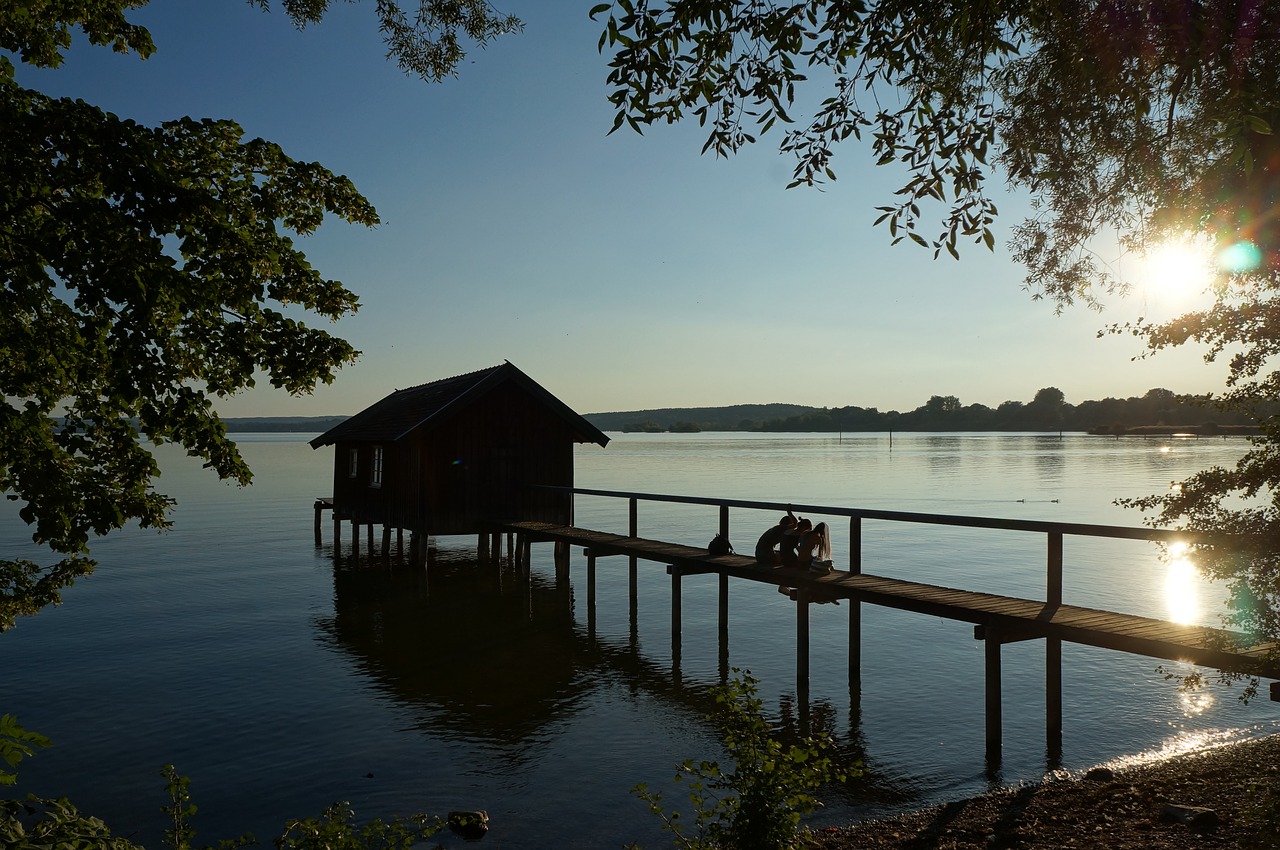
<box><xmin>592</xmin><ymin>0</ymin><xmax>1280</xmax><ymax>655</ymax></box>
<box><xmin>0</xmin><ymin>1</ymin><xmax>522</xmax><ymax>630</ymax></box>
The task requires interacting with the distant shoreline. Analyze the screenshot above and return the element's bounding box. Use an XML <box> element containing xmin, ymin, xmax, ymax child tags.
<box><xmin>222</xmin><ymin>415</ymin><xmax>1260</xmax><ymax>438</ymax></box>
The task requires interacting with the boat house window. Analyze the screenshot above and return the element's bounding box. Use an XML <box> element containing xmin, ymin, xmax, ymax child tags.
<box><xmin>371</xmin><ymin>446</ymin><xmax>383</xmax><ymax>488</ymax></box>
<box><xmin>348</xmin><ymin>448</ymin><xmax>358</xmax><ymax>478</ymax></box>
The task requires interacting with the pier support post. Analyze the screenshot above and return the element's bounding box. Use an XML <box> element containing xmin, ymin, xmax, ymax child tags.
<box><xmin>629</xmin><ymin>498</ymin><xmax>639</xmax><ymax>618</ymax></box>
<box><xmin>718</xmin><ymin>572</ymin><xmax>730</xmax><ymax>683</ymax></box>
<box><xmin>848</xmin><ymin>598</ymin><xmax>862</xmax><ymax>711</ymax></box>
<box><xmin>587</xmin><ymin>551</ymin><xmax>597</xmax><ymax>638</ymax></box>
<box><xmin>671</xmin><ymin>566</ymin><xmax>682</xmax><ymax>672</ymax></box>
<box><xmin>313</xmin><ymin>502</ymin><xmax>323</xmax><ymax>546</ymax></box>
<box><xmin>333</xmin><ymin>515</ymin><xmax>342</xmax><ymax>554</ymax></box>
<box><xmin>985</xmin><ymin>626</ymin><xmax>1003</xmax><ymax>770</ymax></box>
<box><xmin>1047</xmin><ymin>637</ymin><xmax>1063</xmax><ymax>765</ymax></box>
<box><xmin>382</xmin><ymin>525</ymin><xmax>392</xmax><ymax>564</ymax></box>
<box><xmin>553</xmin><ymin>541</ymin><xmax>569</xmax><ymax>573</ymax></box>
<box><xmin>796</xmin><ymin>589</ymin><xmax>811</xmax><ymax>707</ymax></box>
<box><xmin>366</xmin><ymin>523</ymin><xmax>374</xmax><ymax>557</ymax></box>
<box><xmin>352</xmin><ymin>522</ymin><xmax>360</xmax><ymax>559</ymax></box>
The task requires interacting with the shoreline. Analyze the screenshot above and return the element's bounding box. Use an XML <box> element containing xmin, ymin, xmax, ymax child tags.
<box><xmin>810</xmin><ymin>733</ymin><xmax>1280</xmax><ymax>849</ymax></box>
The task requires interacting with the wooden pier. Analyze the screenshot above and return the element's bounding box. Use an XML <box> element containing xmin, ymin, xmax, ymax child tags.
<box><xmin>478</xmin><ymin>487</ymin><xmax>1280</xmax><ymax>769</ymax></box>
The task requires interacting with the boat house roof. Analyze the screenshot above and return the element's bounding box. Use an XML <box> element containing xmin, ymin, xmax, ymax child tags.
<box><xmin>308</xmin><ymin>362</ymin><xmax>609</xmax><ymax>448</ymax></box>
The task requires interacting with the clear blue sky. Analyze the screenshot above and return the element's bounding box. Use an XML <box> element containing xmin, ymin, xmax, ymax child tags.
<box><xmin>15</xmin><ymin>1</ymin><xmax>1232</xmax><ymax>417</ymax></box>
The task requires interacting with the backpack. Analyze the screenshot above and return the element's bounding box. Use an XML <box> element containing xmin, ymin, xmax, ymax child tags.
<box><xmin>708</xmin><ymin>533</ymin><xmax>734</xmax><ymax>556</ymax></box>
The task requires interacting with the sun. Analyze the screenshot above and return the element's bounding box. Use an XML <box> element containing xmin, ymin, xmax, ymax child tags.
<box><xmin>1139</xmin><ymin>237</ymin><xmax>1216</xmax><ymax>302</ymax></box>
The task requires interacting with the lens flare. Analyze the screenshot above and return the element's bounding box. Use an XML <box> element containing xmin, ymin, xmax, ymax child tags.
<box><xmin>1216</xmin><ymin>240</ymin><xmax>1262</xmax><ymax>274</ymax></box>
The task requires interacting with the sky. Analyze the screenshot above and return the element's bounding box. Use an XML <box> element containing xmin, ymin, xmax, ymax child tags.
<box><xmin>13</xmin><ymin>1</ymin><xmax>1236</xmax><ymax>417</ymax></box>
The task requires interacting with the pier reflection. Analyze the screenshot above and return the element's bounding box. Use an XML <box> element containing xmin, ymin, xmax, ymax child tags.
<box><xmin>315</xmin><ymin>543</ymin><xmax>919</xmax><ymax>813</ymax></box>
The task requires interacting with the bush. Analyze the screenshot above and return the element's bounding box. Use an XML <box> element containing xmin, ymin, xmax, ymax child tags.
<box><xmin>633</xmin><ymin>670</ymin><xmax>858</xmax><ymax>850</ymax></box>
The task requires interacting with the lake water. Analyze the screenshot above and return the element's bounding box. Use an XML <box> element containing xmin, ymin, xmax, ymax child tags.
<box><xmin>4</xmin><ymin>431</ymin><xmax>1279</xmax><ymax>848</ymax></box>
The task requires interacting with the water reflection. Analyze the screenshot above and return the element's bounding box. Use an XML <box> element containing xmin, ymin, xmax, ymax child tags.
<box><xmin>1163</xmin><ymin>542</ymin><xmax>1201</xmax><ymax>625</ymax></box>
<box><xmin>313</xmin><ymin>545</ymin><xmax>920</xmax><ymax>816</ymax></box>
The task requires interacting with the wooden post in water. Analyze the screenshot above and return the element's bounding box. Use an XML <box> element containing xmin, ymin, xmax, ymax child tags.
<box><xmin>796</xmin><ymin>588</ymin><xmax>811</xmax><ymax>706</ymax></box>
<box><xmin>587</xmin><ymin>550</ymin><xmax>597</xmax><ymax>638</ymax></box>
<box><xmin>334</xmin><ymin>515</ymin><xmax>342</xmax><ymax>553</ymax></box>
<box><xmin>671</xmin><ymin>565</ymin><xmax>682</xmax><ymax>671</ymax></box>
<box><xmin>365</xmin><ymin>523</ymin><xmax>374</xmax><ymax>557</ymax></box>
<box><xmin>848</xmin><ymin>598</ymin><xmax>862</xmax><ymax>708</ymax></box>
<box><xmin>985</xmin><ymin>625</ymin><xmax>1003</xmax><ymax>769</ymax></box>
<box><xmin>382</xmin><ymin>525</ymin><xmax>392</xmax><ymax>564</ymax></box>
<box><xmin>313</xmin><ymin>501</ymin><xmax>323</xmax><ymax>546</ymax></box>
<box><xmin>628</xmin><ymin>498</ymin><xmax>639</xmax><ymax>616</ymax></box>
<box><xmin>352</xmin><ymin>522</ymin><xmax>360</xmax><ymax>559</ymax></box>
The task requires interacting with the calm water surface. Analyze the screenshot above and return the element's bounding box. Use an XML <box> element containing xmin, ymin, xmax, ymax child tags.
<box><xmin>4</xmin><ymin>432</ymin><xmax>1278</xmax><ymax>848</ymax></box>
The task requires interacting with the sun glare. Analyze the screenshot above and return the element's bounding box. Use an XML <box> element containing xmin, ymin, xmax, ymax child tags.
<box><xmin>1139</xmin><ymin>237</ymin><xmax>1215</xmax><ymax>302</ymax></box>
<box><xmin>1164</xmin><ymin>542</ymin><xmax>1201</xmax><ymax>625</ymax></box>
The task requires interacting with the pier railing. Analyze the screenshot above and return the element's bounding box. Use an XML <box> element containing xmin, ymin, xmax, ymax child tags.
<box><xmin>544</xmin><ymin>485</ymin><xmax>1197</xmax><ymax>611</ymax></box>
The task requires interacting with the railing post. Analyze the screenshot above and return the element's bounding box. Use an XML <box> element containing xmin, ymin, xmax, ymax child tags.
<box><xmin>719</xmin><ymin>504</ymin><xmax>729</xmax><ymax>539</ymax></box>
<box><xmin>1047</xmin><ymin>531</ymin><xmax>1063</xmax><ymax>607</ymax></box>
<box><xmin>849</xmin><ymin>516</ymin><xmax>862</xmax><ymax>575</ymax></box>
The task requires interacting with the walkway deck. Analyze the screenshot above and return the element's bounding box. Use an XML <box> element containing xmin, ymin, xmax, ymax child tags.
<box><xmin>495</xmin><ymin>520</ymin><xmax>1280</xmax><ymax>683</ymax></box>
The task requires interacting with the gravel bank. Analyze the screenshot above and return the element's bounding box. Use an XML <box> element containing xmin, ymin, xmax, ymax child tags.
<box><xmin>809</xmin><ymin>734</ymin><xmax>1280</xmax><ymax>849</ymax></box>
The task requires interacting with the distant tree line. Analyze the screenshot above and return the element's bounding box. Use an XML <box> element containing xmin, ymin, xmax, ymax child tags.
<box><xmin>608</xmin><ymin>388</ymin><xmax>1272</xmax><ymax>434</ymax></box>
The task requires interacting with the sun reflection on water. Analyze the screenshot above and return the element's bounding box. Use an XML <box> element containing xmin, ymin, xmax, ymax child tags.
<box><xmin>1164</xmin><ymin>542</ymin><xmax>1202</xmax><ymax>624</ymax></box>
<box><xmin>1102</xmin><ymin>727</ymin><xmax>1238</xmax><ymax>771</ymax></box>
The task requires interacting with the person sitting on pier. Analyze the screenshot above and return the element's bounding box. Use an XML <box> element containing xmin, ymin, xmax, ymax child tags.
<box><xmin>753</xmin><ymin>509</ymin><xmax>797</xmax><ymax>565</ymax></box>
<box><xmin>779</xmin><ymin>517</ymin><xmax>810</xmax><ymax>568</ymax></box>
<box><xmin>798</xmin><ymin>521</ymin><xmax>833</xmax><ymax>573</ymax></box>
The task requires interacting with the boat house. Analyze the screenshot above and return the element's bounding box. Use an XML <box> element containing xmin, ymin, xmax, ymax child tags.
<box><xmin>310</xmin><ymin>362</ymin><xmax>609</xmax><ymax>559</ymax></box>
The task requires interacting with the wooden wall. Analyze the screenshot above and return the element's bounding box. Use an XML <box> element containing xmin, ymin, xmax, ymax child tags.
<box><xmin>328</xmin><ymin>381</ymin><xmax>579</xmax><ymax>537</ymax></box>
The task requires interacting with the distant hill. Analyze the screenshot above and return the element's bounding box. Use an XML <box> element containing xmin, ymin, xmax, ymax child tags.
<box><xmin>585</xmin><ymin>404</ymin><xmax>817</xmax><ymax>432</ymax></box>
<box><xmin>223</xmin><ymin>416</ymin><xmax>347</xmax><ymax>433</ymax></box>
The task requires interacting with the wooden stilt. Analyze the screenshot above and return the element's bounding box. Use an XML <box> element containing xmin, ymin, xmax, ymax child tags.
<box><xmin>397</xmin><ymin>527</ymin><xmax>404</xmax><ymax>553</ymax></box>
<box><xmin>334</xmin><ymin>515</ymin><xmax>342</xmax><ymax>552</ymax></box>
<box><xmin>797</xmin><ymin>589</ymin><xmax>810</xmax><ymax>701</ymax></box>
<box><xmin>381</xmin><ymin>525</ymin><xmax>391</xmax><ymax>563</ymax></box>
<box><xmin>986</xmin><ymin>626</ymin><xmax>1003</xmax><ymax>769</ymax></box>
<box><xmin>718</xmin><ymin>572</ymin><xmax>729</xmax><ymax>640</ymax></box>
<box><xmin>671</xmin><ymin>566</ymin><xmax>682</xmax><ymax>671</ymax></box>
<box><xmin>492</xmin><ymin>533</ymin><xmax>503</xmax><ymax>564</ymax></box>
<box><xmin>587</xmin><ymin>551</ymin><xmax>597</xmax><ymax>638</ymax></box>
<box><xmin>849</xmin><ymin>598</ymin><xmax>862</xmax><ymax>711</ymax></box>
<box><xmin>313</xmin><ymin>501</ymin><xmax>323</xmax><ymax>546</ymax></box>
<box><xmin>1047</xmin><ymin>637</ymin><xmax>1063</xmax><ymax>766</ymax></box>
<box><xmin>352</xmin><ymin>522</ymin><xmax>360</xmax><ymax>559</ymax></box>
<box><xmin>365</xmin><ymin>522</ymin><xmax>373</xmax><ymax>556</ymax></box>
<box><xmin>628</xmin><ymin>497</ymin><xmax>639</xmax><ymax>619</ymax></box>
